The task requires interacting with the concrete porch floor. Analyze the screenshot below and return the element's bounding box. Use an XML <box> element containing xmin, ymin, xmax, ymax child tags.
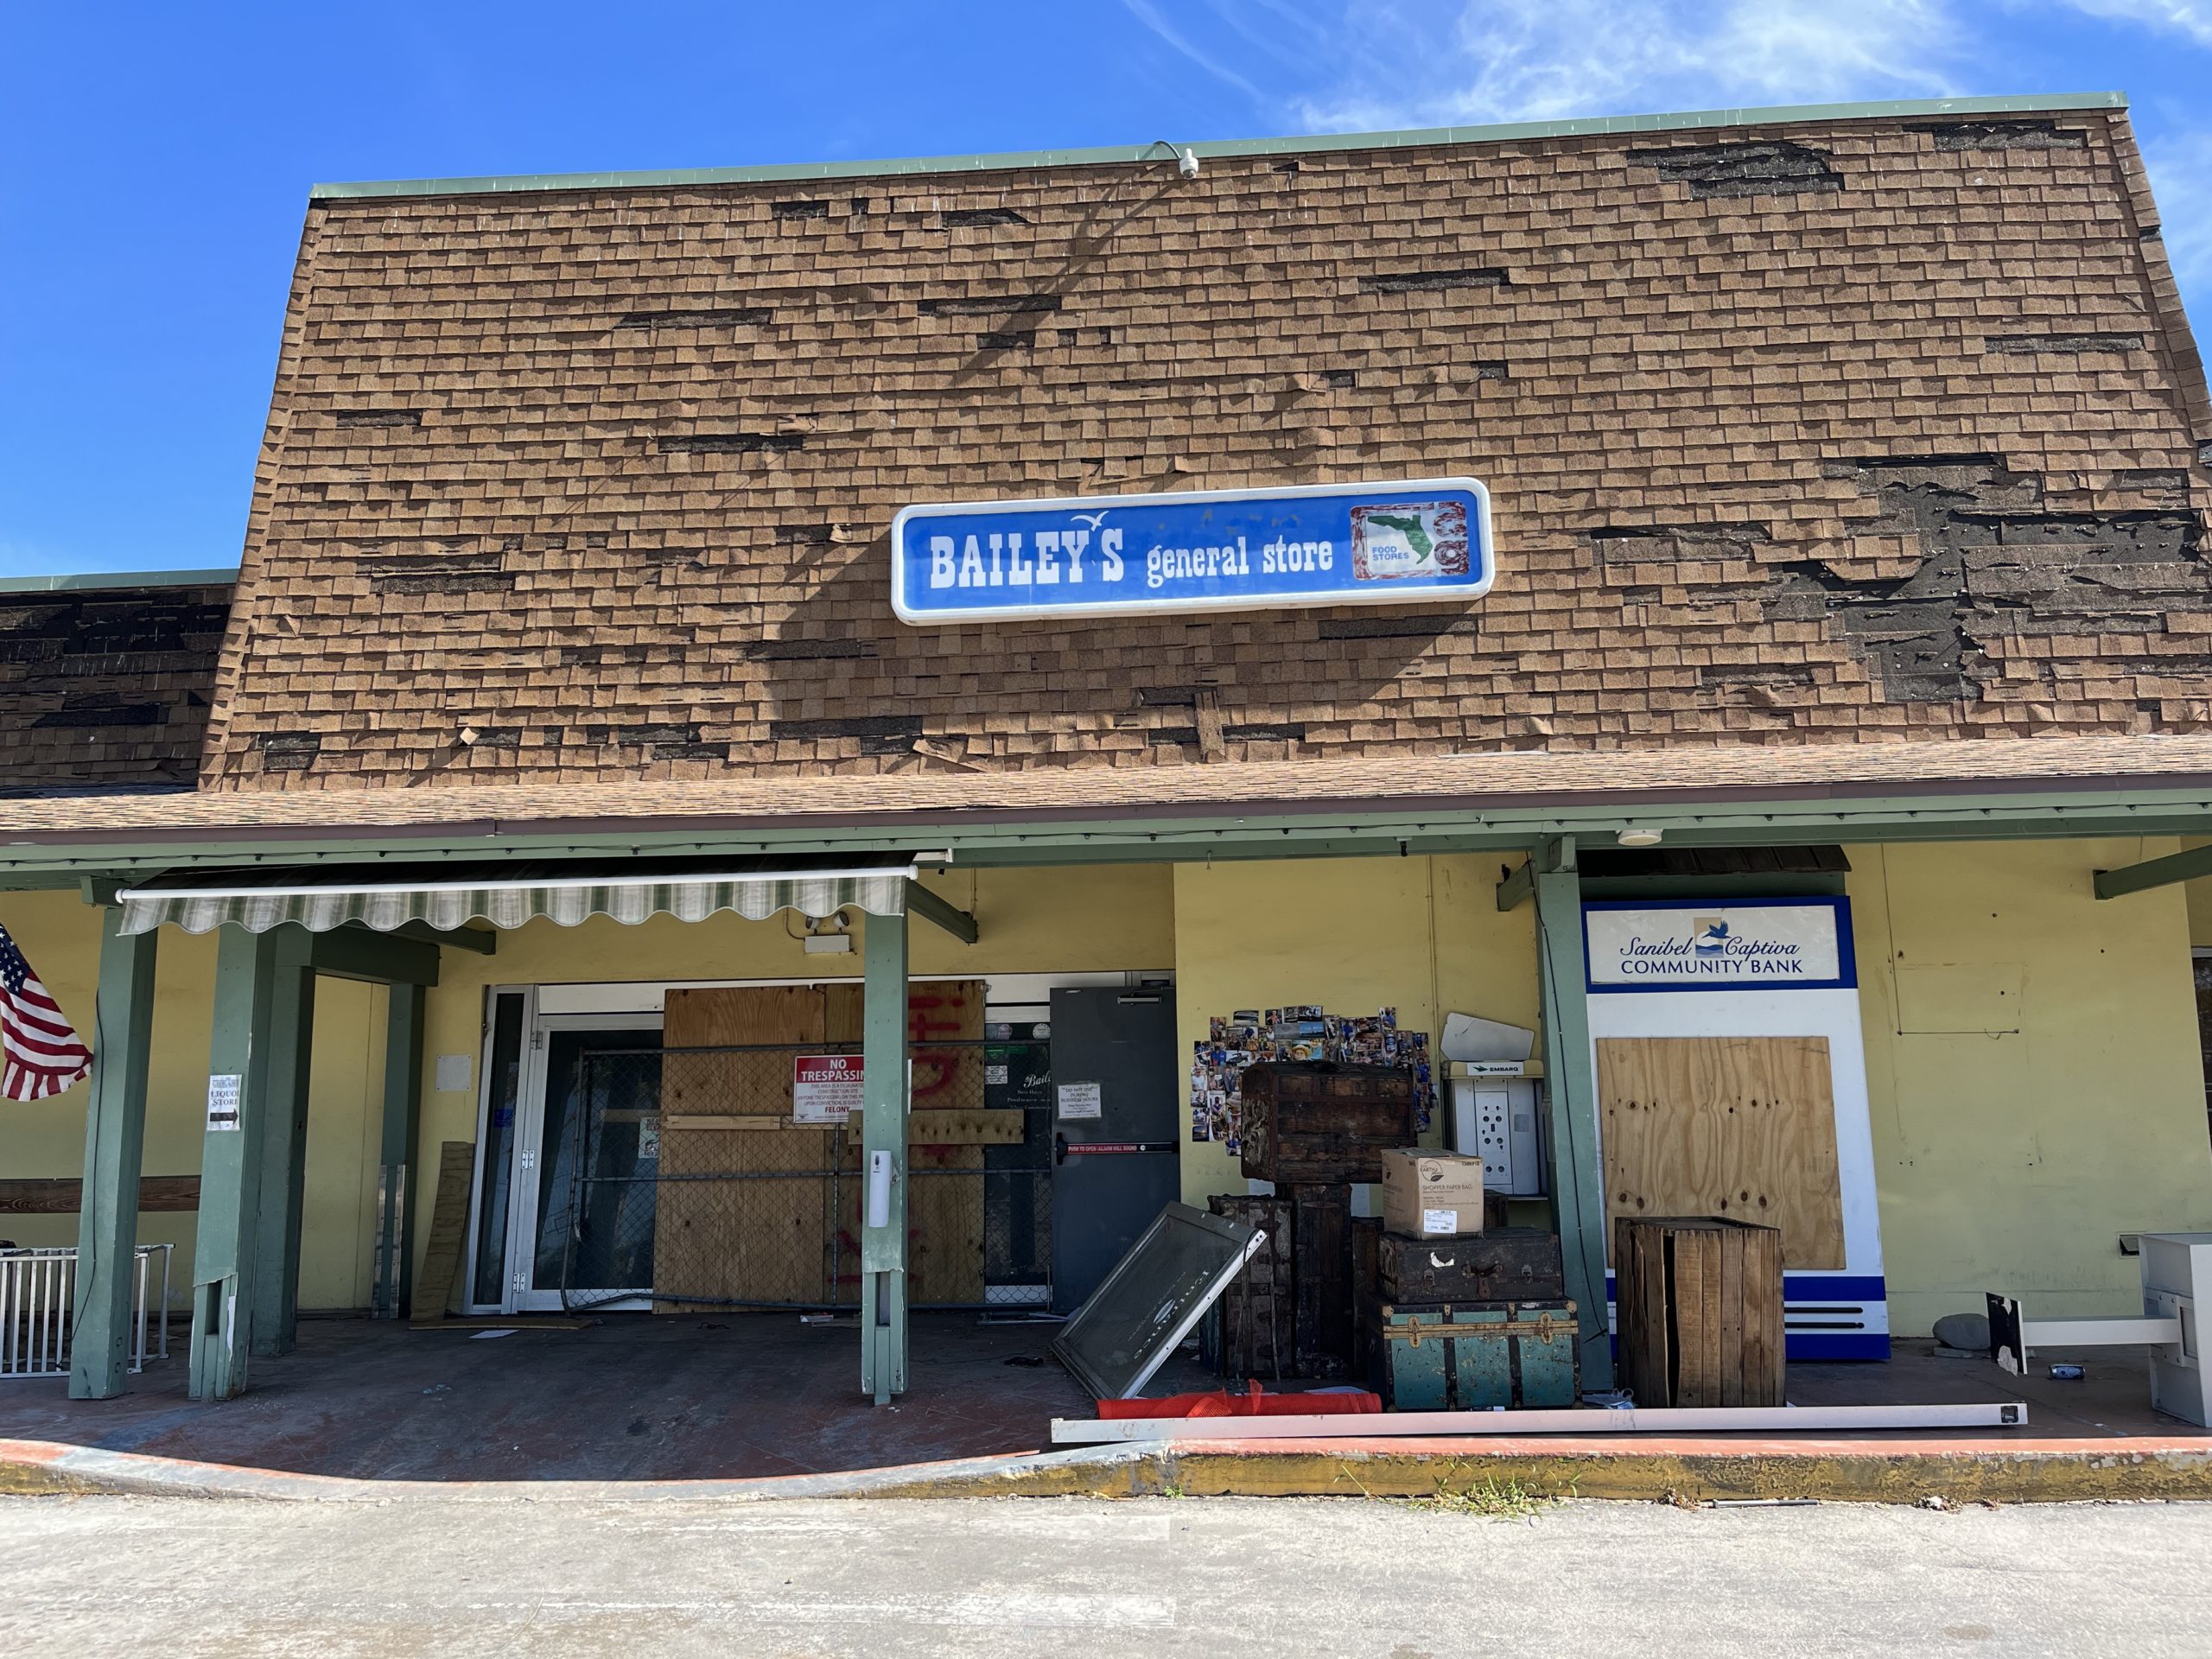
<box><xmin>0</xmin><ymin>1314</ymin><xmax>2200</xmax><ymax>1485</ymax></box>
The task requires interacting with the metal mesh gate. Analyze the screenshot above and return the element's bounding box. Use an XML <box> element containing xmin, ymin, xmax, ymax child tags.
<box><xmin>561</xmin><ymin>1038</ymin><xmax>1051</xmax><ymax>1312</ymax></box>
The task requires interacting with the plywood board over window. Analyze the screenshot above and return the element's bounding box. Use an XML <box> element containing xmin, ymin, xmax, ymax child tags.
<box><xmin>653</xmin><ymin>980</ymin><xmax>990</xmax><ymax>1312</ymax></box>
<box><xmin>658</xmin><ymin>985</ymin><xmax>835</xmax><ymax>1310</ymax></box>
<box><xmin>1596</xmin><ymin>1035</ymin><xmax>1845</xmax><ymax>1270</ymax></box>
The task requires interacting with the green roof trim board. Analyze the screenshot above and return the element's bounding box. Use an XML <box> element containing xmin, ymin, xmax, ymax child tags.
<box><xmin>0</xmin><ymin>568</ymin><xmax>237</xmax><ymax>594</ymax></box>
<box><xmin>309</xmin><ymin>92</ymin><xmax>2128</xmax><ymax>201</ymax></box>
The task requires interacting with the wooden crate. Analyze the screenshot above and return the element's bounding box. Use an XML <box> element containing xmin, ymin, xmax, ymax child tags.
<box><xmin>1237</xmin><ymin>1062</ymin><xmax>1418</xmax><ymax>1185</ymax></box>
<box><xmin>1614</xmin><ymin>1215</ymin><xmax>1786</xmax><ymax>1408</ymax></box>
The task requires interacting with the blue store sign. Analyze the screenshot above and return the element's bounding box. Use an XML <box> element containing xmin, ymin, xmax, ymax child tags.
<box><xmin>891</xmin><ymin>478</ymin><xmax>1494</xmax><ymax>624</ymax></box>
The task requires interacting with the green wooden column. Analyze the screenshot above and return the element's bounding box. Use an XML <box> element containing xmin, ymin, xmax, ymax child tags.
<box><xmin>1533</xmin><ymin>836</ymin><xmax>1615</xmax><ymax>1391</ymax></box>
<box><xmin>188</xmin><ymin>927</ymin><xmax>284</xmax><ymax>1401</ymax></box>
<box><xmin>249</xmin><ymin>930</ymin><xmax>317</xmax><ymax>1357</ymax></box>
<box><xmin>860</xmin><ymin>907</ymin><xmax>909</xmax><ymax>1404</ymax></box>
<box><xmin>67</xmin><ymin>910</ymin><xmax>159</xmax><ymax>1401</ymax></box>
<box><xmin>375</xmin><ymin>983</ymin><xmax>425</xmax><ymax>1319</ymax></box>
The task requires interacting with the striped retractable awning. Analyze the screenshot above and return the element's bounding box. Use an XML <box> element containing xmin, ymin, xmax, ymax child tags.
<box><xmin>115</xmin><ymin>855</ymin><xmax>922</xmax><ymax>938</ymax></box>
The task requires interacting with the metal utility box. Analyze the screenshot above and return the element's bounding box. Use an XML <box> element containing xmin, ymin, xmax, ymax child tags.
<box><xmin>1446</xmin><ymin>1071</ymin><xmax>1545</xmax><ymax>1196</ymax></box>
<box><xmin>2142</xmin><ymin>1231</ymin><xmax>2212</xmax><ymax>1428</ymax></box>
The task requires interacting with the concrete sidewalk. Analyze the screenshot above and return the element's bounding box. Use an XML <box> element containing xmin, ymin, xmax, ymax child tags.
<box><xmin>4</xmin><ymin>1492</ymin><xmax>2210</xmax><ymax>1657</ymax></box>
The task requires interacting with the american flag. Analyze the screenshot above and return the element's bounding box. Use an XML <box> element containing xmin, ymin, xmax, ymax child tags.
<box><xmin>0</xmin><ymin>924</ymin><xmax>92</xmax><ymax>1102</ymax></box>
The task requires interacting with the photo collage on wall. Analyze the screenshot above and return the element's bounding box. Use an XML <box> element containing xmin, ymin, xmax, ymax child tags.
<box><xmin>1191</xmin><ymin>1006</ymin><xmax>1433</xmax><ymax>1151</ymax></box>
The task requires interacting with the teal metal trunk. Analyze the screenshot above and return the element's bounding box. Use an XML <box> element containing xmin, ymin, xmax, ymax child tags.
<box><xmin>1371</xmin><ymin>1300</ymin><xmax>1580</xmax><ymax>1410</ymax></box>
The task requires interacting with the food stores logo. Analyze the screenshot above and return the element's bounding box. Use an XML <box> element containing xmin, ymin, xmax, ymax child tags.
<box><xmin>1616</xmin><ymin>917</ymin><xmax>1808</xmax><ymax>979</ymax></box>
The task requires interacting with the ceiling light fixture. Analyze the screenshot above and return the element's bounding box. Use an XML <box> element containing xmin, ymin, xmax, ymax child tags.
<box><xmin>1616</xmin><ymin>827</ymin><xmax>1663</xmax><ymax>849</ymax></box>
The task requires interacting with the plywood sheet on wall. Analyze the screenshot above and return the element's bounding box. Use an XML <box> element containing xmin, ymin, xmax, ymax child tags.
<box><xmin>1596</xmin><ymin>1035</ymin><xmax>1845</xmax><ymax>1270</ymax></box>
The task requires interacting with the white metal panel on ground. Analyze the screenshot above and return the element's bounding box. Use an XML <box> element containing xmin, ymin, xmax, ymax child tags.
<box><xmin>1051</xmin><ymin>1401</ymin><xmax>2029</xmax><ymax>1445</ymax></box>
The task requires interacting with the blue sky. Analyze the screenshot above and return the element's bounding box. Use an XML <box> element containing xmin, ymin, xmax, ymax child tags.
<box><xmin>3</xmin><ymin>1</ymin><xmax>2208</xmax><ymax>576</ymax></box>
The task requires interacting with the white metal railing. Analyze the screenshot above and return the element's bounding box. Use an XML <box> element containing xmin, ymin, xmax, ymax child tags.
<box><xmin>0</xmin><ymin>1244</ymin><xmax>173</xmax><ymax>1380</ymax></box>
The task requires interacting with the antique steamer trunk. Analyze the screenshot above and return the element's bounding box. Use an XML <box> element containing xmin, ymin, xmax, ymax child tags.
<box><xmin>1205</xmin><ymin>1196</ymin><xmax>1292</xmax><ymax>1378</ymax></box>
<box><xmin>1370</xmin><ymin>1300</ymin><xmax>1580</xmax><ymax>1411</ymax></box>
<box><xmin>1378</xmin><ymin>1227</ymin><xmax>1566</xmax><ymax>1305</ymax></box>
<box><xmin>1238</xmin><ymin>1062</ymin><xmax>1418</xmax><ymax>1185</ymax></box>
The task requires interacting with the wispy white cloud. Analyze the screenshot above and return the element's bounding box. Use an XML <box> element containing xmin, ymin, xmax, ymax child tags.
<box><xmin>2056</xmin><ymin>0</ymin><xmax>2212</xmax><ymax>47</ymax></box>
<box><xmin>1122</xmin><ymin>0</ymin><xmax>1269</xmax><ymax>103</ymax></box>
<box><xmin>1287</xmin><ymin>0</ymin><xmax>1966</xmax><ymax>132</ymax></box>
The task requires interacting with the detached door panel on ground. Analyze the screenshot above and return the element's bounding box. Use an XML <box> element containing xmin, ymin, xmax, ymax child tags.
<box><xmin>1049</xmin><ymin>987</ymin><xmax>1180</xmax><ymax>1313</ymax></box>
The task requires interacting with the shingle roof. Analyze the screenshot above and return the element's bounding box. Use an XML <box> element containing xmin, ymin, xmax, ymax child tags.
<box><xmin>5</xmin><ymin>733</ymin><xmax>2212</xmax><ymax>843</ymax></box>
<box><xmin>0</xmin><ymin>575</ymin><xmax>234</xmax><ymax>797</ymax></box>
<box><xmin>199</xmin><ymin>98</ymin><xmax>2209</xmax><ymax>808</ymax></box>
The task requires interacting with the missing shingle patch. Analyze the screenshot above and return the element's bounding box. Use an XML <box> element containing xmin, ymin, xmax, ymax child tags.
<box><xmin>918</xmin><ymin>294</ymin><xmax>1064</xmax><ymax>316</ymax></box>
<box><xmin>658</xmin><ymin>432</ymin><xmax>806</xmax><ymax>454</ymax></box>
<box><xmin>769</xmin><ymin>715</ymin><xmax>925</xmax><ymax>747</ymax></box>
<box><xmin>747</xmin><ymin>639</ymin><xmax>873</xmax><ymax>660</ymax></box>
<box><xmin>1916</xmin><ymin>121</ymin><xmax>2087</xmax><ymax>152</ymax></box>
<box><xmin>333</xmin><ymin>409</ymin><xmax>421</xmax><ymax>428</ymax></box>
<box><xmin>1318</xmin><ymin>614</ymin><xmax>1478</xmax><ymax>641</ymax></box>
<box><xmin>1625</xmin><ymin>141</ymin><xmax>1842</xmax><ymax>199</ymax></box>
<box><xmin>1359</xmin><ymin>268</ymin><xmax>1509</xmax><ymax>295</ymax></box>
<box><xmin>943</xmin><ymin>207</ymin><xmax>1030</xmax><ymax>227</ymax></box>
<box><xmin>1984</xmin><ymin>333</ymin><xmax>2143</xmax><ymax>356</ymax></box>
<box><xmin>614</xmin><ymin>307</ymin><xmax>772</xmax><ymax>330</ymax></box>
<box><xmin>772</xmin><ymin>200</ymin><xmax>830</xmax><ymax>220</ymax></box>
<box><xmin>255</xmin><ymin>732</ymin><xmax>321</xmax><ymax>771</ymax></box>
<box><xmin>583</xmin><ymin>722</ymin><xmax>726</xmax><ymax>760</ymax></box>
<box><xmin>31</xmin><ymin>699</ymin><xmax>165</xmax><ymax>729</ymax></box>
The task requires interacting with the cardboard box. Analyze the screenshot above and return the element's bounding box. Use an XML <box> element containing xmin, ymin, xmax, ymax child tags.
<box><xmin>1380</xmin><ymin>1149</ymin><xmax>1487</xmax><ymax>1239</ymax></box>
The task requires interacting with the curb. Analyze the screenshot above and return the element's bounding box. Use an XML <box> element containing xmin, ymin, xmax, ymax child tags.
<box><xmin>8</xmin><ymin>1434</ymin><xmax>2212</xmax><ymax>1505</ymax></box>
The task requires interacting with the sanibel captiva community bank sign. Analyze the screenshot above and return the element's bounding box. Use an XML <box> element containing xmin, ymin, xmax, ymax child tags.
<box><xmin>891</xmin><ymin>478</ymin><xmax>1494</xmax><ymax>624</ymax></box>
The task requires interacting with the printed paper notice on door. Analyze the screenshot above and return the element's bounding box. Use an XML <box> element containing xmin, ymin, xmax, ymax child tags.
<box><xmin>206</xmin><ymin>1073</ymin><xmax>242</xmax><ymax>1132</ymax></box>
<box><xmin>793</xmin><ymin>1054</ymin><xmax>865</xmax><ymax>1123</ymax></box>
<box><xmin>1057</xmin><ymin>1082</ymin><xmax>1103</xmax><ymax>1120</ymax></box>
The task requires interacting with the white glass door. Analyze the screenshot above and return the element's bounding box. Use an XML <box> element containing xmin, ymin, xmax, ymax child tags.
<box><xmin>501</xmin><ymin>1012</ymin><xmax>663</xmax><ymax>1313</ymax></box>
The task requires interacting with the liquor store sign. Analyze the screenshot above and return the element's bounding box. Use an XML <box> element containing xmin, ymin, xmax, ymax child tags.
<box><xmin>1583</xmin><ymin>898</ymin><xmax>1856</xmax><ymax>993</ymax></box>
<box><xmin>891</xmin><ymin>478</ymin><xmax>1494</xmax><ymax>624</ymax></box>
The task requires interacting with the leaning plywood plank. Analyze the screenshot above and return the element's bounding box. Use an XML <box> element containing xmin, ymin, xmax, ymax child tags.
<box><xmin>1596</xmin><ymin>1035</ymin><xmax>1845</xmax><ymax>1269</ymax></box>
<box><xmin>411</xmin><ymin>1141</ymin><xmax>476</xmax><ymax>1321</ymax></box>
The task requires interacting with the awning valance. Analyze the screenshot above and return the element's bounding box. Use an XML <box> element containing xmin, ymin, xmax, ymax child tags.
<box><xmin>116</xmin><ymin>855</ymin><xmax>924</xmax><ymax>938</ymax></box>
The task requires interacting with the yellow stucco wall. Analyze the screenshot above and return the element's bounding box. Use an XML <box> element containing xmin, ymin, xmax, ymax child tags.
<box><xmin>0</xmin><ymin>891</ymin><xmax>386</xmax><ymax>1310</ymax></box>
<box><xmin>1171</xmin><ymin>855</ymin><xmax>1540</xmax><ymax>1205</ymax></box>
<box><xmin>1848</xmin><ymin>838</ymin><xmax>2212</xmax><ymax>1334</ymax></box>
